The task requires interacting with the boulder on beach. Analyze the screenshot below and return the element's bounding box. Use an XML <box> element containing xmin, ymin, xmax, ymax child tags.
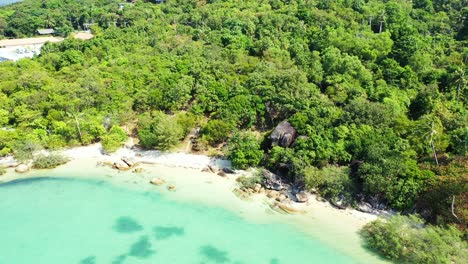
<box><xmin>217</xmin><ymin>171</ymin><xmax>227</xmax><ymax>177</ymax></box>
<box><xmin>121</xmin><ymin>157</ymin><xmax>137</xmax><ymax>167</ymax></box>
<box><xmin>222</xmin><ymin>167</ymin><xmax>235</xmax><ymax>174</ymax></box>
<box><xmin>270</xmin><ymin>121</ymin><xmax>297</xmax><ymax>148</ymax></box>
<box><xmin>15</xmin><ymin>164</ymin><xmax>29</xmax><ymax>173</ymax></box>
<box><xmin>295</xmin><ymin>191</ymin><xmax>309</xmax><ymax>203</ymax></box>
<box><xmin>113</xmin><ymin>161</ymin><xmax>132</xmax><ymax>171</ymax></box>
<box><xmin>267</xmin><ymin>190</ymin><xmax>280</xmax><ymax>199</ymax></box>
<box><xmin>262</xmin><ymin>170</ymin><xmax>287</xmax><ymax>191</ymax></box>
<box><xmin>330</xmin><ymin>198</ymin><xmax>348</xmax><ymax>210</ymax></box>
<box><xmin>357</xmin><ymin>202</ymin><xmax>374</xmax><ymax>213</ymax></box>
<box><xmin>167</xmin><ymin>185</ymin><xmax>176</xmax><ymax>191</ymax></box>
<box><xmin>150</xmin><ymin>178</ymin><xmax>165</xmax><ymax>185</ymax></box>
<box><xmin>276</xmin><ymin>194</ymin><xmax>287</xmax><ymax>202</ymax></box>
<box><xmin>254</xmin><ymin>183</ymin><xmax>261</xmax><ymax>193</ymax></box>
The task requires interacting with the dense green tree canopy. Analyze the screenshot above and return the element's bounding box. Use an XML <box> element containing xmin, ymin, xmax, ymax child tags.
<box><xmin>0</xmin><ymin>0</ymin><xmax>466</xmax><ymax>226</ymax></box>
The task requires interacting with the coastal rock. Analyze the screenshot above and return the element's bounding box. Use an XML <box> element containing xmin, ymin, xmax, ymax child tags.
<box><xmin>330</xmin><ymin>198</ymin><xmax>348</xmax><ymax>210</ymax></box>
<box><xmin>267</xmin><ymin>190</ymin><xmax>279</xmax><ymax>199</ymax></box>
<box><xmin>207</xmin><ymin>165</ymin><xmax>216</xmax><ymax>173</ymax></box>
<box><xmin>254</xmin><ymin>184</ymin><xmax>261</xmax><ymax>193</ymax></box>
<box><xmin>201</xmin><ymin>167</ymin><xmax>211</xmax><ymax>173</ymax></box>
<box><xmin>167</xmin><ymin>185</ymin><xmax>176</xmax><ymax>191</ymax></box>
<box><xmin>357</xmin><ymin>202</ymin><xmax>374</xmax><ymax>213</ymax></box>
<box><xmin>262</xmin><ymin>170</ymin><xmax>286</xmax><ymax>191</ymax></box>
<box><xmin>150</xmin><ymin>178</ymin><xmax>165</xmax><ymax>185</ymax></box>
<box><xmin>277</xmin><ymin>203</ymin><xmax>304</xmax><ymax>214</ymax></box>
<box><xmin>132</xmin><ymin>168</ymin><xmax>144</xmax><ymax>173</ymax></box>
<box><xmin>113</xmin><ymin>161</ymin><xmax>130</xmax><ymax>171</ymax></box>
<box><xmin>217</xmin><ymin>171</ymin><xmax>227</xmax><ymax>177</ymax></box>
<box><xmin>270</xmin><ymin>120</ymin><xmax>297</xmax><ymax>148</ymax></box>
<box><xmin>295</xmin><ymin>191</ymin><xmax>309</xmax><ymax>203</ymax></box>
<box><xmin>121</xmin><ymin>157</ymin><xmax>137</xmax><ymax>167</ymax></box>
<box><xmin>222</xmin><ymin>167</ymin><xmax>235</xmax><ymax>174</ymax></box>
<box><xmin>15</xmin><ymin>164</ymin><xmax>29</xmax><ymax>173</ymax></box>
<box><xmin>276</xmin><ymin>194</ymin><xmax>287</xmax><ymax>202</ymax></box>
<box><xmin>232</xmin><ymin>188</ymin><xmax>250</xmax><ymax>201</ymax></box>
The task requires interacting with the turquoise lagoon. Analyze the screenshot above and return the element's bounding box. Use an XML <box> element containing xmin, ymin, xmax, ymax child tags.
<box><xmin>0</xmin><ymin>172</ymin><xmax>384</xmax><ymax>264</ymax></box>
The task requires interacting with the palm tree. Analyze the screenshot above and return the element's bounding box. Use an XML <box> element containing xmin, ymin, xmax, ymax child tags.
<box><xmin>66</xmin><ymin>111</ymin><xmax>84</xmax><ymax>145</ymax></box>
<box><xmin>453</xmin><ymin>68</ymin><xmax>466</xmax><ymax>102</ymax></box>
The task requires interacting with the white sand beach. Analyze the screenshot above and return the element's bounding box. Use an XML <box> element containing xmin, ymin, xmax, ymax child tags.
<box><xmin>0</xmin><ymin>143</ymin><xmax>389</xmax><ymax>263</ymax></box>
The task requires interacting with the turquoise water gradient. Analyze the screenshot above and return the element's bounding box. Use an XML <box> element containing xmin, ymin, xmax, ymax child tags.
<box><xmin>0</xmin><ymin>177</ymin><xmax>359</xmax><ymax>264</ymax></box>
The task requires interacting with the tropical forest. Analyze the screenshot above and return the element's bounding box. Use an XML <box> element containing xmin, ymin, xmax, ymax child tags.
<box><xmin>0</xmin><ymin>0</ymin><xmax>467</xmax><ymax>263</ymax></box>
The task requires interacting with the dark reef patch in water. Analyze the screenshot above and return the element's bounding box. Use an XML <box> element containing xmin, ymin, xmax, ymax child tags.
<box><xmin>200</xmin><ymin>245</ymin><xmax>230</xmax><ymax>263</ymax></box>
<box><xmin>128</xmin><ymin>236</ymin><xmax>155</xmax><ymax>258</ymax></box>
<box><xmin>113</xmin><ymin>216</ymin><xmax>143</xmax><ymax>233</ymax></box>
<box><xmin>153</xmin><ymin>225</ymin><xmax>185</xmax><ymax>240</ymax></box>
<box><xmin>79</xmin><ymin>256</ymin><xmax>96</xmax><ymax>264</ymax></box>
<box><xmin>0</xmin><ymin>177</ymin><xmax>61</xmax><ymax>188</ymax></box>
<box><xmin>112</xmin><ymin>254</ymin><xmax>127</xmax><ymax>264</ymax></box>
<box><xmin>270</xmin><ymin>258</ymin><xmax>280</xmax><ymax>264</ymax></box>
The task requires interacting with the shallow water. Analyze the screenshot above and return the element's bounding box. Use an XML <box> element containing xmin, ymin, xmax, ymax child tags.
<box><xmin>0</xmin><ymin>177</ymin><xmax>362</xmax><ymax>263</ymax></box>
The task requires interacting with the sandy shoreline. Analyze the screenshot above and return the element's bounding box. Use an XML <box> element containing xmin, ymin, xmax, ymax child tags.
<box><xmin>0</xmin><ymin>144</ymin><xmax>389</xmax><ymax>263</ymax></box>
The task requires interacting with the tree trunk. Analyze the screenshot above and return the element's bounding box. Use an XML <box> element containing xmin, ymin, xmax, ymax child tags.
<box><xmin>430</xmin><ymin>139</ymin><xmax>439</xmax><ymax>166</ymax></box>
<box><xmin>74</xmin><ymin>114</ymin><xmax>83</xmax><ymax>145</ymax></box>
<box><xmin>451</xmin><ymin>195</ymin><xmax>460</xmax><ymax>222</ymax></box>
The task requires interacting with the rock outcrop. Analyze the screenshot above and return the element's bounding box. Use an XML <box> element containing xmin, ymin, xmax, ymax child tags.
<box><xmin>262</xmin><ymin>170</ymin><xmax>287</xmax><ymax>191</ymax></box>
<box><xmin>150</xmin><ymin>178</ymin><xmax>165</xmax><ymax>185</ymax></box>
<box><xmin>357</xmin><ymin>202</ymin><xmax>374</xmax><ymax>213</ymax></box>
<box><xmin>222</xmin><ymin>167</ymin><xmax>235</xmax><ymax>174</ymax></box>
<box><xmin>15</xmin><ymin>164</ymin><xmax>29</xmax><ymax>173</ymax></box>
<box><xmin>295</xmin><ymin>191</ymin><xmax>309</xmax><ymax>203</ymax></box>
<box><xmin>270</xmin><ymin>120</ymin><xmax>297</xmax><ymax>147</ymax></box>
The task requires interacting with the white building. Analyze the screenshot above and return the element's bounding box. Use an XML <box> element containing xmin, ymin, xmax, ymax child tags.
<box><xmin>0</xmin><ymin>36</ymin><xmax>63</xmax><ymax>62</ymax></box>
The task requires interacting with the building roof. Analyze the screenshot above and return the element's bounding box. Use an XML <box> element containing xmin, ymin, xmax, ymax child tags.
<box><xmin>0</xmin><ymin>37</ymin><xmax>64</xmax><ymax>47</ymax></box>
<box><xmin>37</xmin><ymin>29</ymin><xmax>55</xmax><ymax>35</ymax></box>
<box><xmin>73</xmin><ymin>32</ymin><xmax>94</xmax><ymax>40</ymax></box>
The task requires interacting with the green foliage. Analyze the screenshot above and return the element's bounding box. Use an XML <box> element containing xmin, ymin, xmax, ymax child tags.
<box><xmin>0</xmin><ymin>0</ymin><xmax>466</xmax><ymax>232</ymax></box>
<box><xmin>226</xmin><ymin>132</ymin><xmax>263</xmax><ymax>169</ymax></box>
<box><xmin>175</xmin><ymin>112</ymin><xmax>197</xmax><ymax>137</ymax></box>
<box><xmin>32</xmin><ymin>153</ymin><xmax>69</xmax><ymax>169</ymax></box>
<box><xmin>362</xmin><ymin>215</ymin><xmax>467</xmax><ymax>263</ymax></box>
<box><xmin>237</xmin><ymin>173</ymin><xmax>262</xmax><ymax>189</ymax></box>
<box><xmin>138</xmin><ymin>112</ymin><xmax>183</xmax><ymax>150</ymax></box>
<box><xmin>201</xmin><ymin>120</ymin><xmax>232</xmax><ymax>146</ymax></box>
<box><xmin>13</xmin><ymin>140</ymin><xmax>41</xmax><ymax>162</ymax></box>
<box><xmin>102</xmin><ymin>126</ymin><xmax>128</xmax><ymax>153</ymax></box>
<box><xmin>303</xmin><ymin>165</ymin><xmax>355</xmax><ymax>201</ymax></box>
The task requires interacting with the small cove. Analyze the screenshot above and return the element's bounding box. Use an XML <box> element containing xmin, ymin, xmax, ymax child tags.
<box><xmin>0</xmin><ymin>176</ymin><xmax>359</xmax><ymax>264</ymax></box>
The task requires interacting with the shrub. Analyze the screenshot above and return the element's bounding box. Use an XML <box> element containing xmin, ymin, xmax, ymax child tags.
<box><xmin>201</xmin><ymin>119</ymin><xmax>232</xmax><ymax>146</ymax></box>
<box><xmin>226</xmin><ymin>132</ymin><xmax>263</xmax><ymax>169</ymax></box>
<box><xmin>14</xmin><ymin>140</ymin><xmax>42</xmax><ymax>162</ymax></box>
<box><xmin>102</xmin><ymin>126</ymin><xmax>128</xmax><ymax>153</ymax></box>
<box><xmin>237</xmin><ymin>173</ymin><xmax>262</xmax><ymax>189</ymax></box>
<box><xmin>33</xmin><ymin>153</ymin><xmax>69</xmax><ymax>169</ymax></box>
<box><xmin>303</xmin><ymin>165</ymin><xmax>355</xmax><ymax>200</ymax></box>
<box><xmin>175</xmin><ymin>112</ymin><xmax>197</xmax><ymax>137</ymax></box>
<box><xmin>361</xmin><ymin>215</ymin><xmax>467</xmax><ymax>263</ymax></box>
<box><xmin>0</xmin><ymin>167</ymin><xmax>6</xmax><ymax>176</ymax></box>
<box><xmin>138</xmin><ymin>112</ymin><xmax>183</xmax><ymax>150</ymax></box>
